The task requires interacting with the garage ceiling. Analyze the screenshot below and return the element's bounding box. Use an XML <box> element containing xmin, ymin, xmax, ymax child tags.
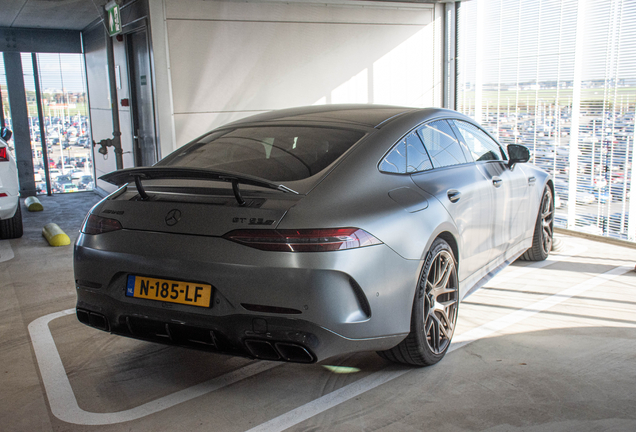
<box><xmin>0</xmin><ymin>0</ymin><xmax>449</xmax><ymax>32</ymax></box>
<box><xmin>0</xmin><ymin>0</ymin><xmax>108</xmax><ymax>31</ymax></box>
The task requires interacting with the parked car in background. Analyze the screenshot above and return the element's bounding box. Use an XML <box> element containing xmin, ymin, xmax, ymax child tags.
<box><xmin>75</xmin><ymin>157</ymin><xmax>87</xmax><ymax>168</ymax></box>
<box><xmin>54</xmin><ymin>175</ymin><xmax>75</xmax><ymax>193</ymax></box>
<box><xmin>0</xmin><ymin>128</ymin><xmax>23</xmax><ymax>239</ymax></box>
<box><xmin>75</xmin><ymin>105</ymin><xmax>553</xmax><ymax>367</ymax></box>
<box><xmin>48</xmin><ymin>169</ymin><xmax>62</xmax><ymax>181</ymax></box>
<box><xmin>70</xmin><ymin>169</ymin><xmax>85</xmax><ymax>180</ymax></box>
<box><xmin>78</xmin><ymin>175</ymin><xmax>94</xmax><ymax>190</ymax></box>
<box><xmin>60</xmin><ymin>183</ymin><xmax>79</xmax><ymax>193</ymax></box>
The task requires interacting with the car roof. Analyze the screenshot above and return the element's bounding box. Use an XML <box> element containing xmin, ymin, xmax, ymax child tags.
<box><xmin>218</xmin><ymin>104</ymin><xmax>417</xmax><ymax>129</ymax></box>
<box><xmin>219</xmin><ymin>104</ymin><xmax>477</xmax><ymax>131</ymax></box>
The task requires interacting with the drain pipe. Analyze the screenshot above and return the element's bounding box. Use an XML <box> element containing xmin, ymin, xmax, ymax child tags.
<box><xmin>94</xmin><ymin>3</ymin><xmax>124</xmax><ymax>170</ymax></box>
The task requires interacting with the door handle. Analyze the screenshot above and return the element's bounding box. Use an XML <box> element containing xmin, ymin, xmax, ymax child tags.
<box><xmin>492</xmin><ymin>177</ymin><xmax>503</xmax><ymax>188</ymax></box>
<box><xmin>447</xmin><ymin>189</ymin><xmax>461</xmax><ymax>203</ymax></box>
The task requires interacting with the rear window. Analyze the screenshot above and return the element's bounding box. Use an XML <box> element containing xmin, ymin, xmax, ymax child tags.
<box><xmin>158</xmin><ymin>126</ymin><xmax>366</xmax><ymax>182</ymax></box>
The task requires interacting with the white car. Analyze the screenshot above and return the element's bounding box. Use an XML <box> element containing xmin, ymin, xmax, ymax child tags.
<box><xmin>0</xmin><ymin>128</ymin><xmax>23</xmax><ymax>239</ymax></box>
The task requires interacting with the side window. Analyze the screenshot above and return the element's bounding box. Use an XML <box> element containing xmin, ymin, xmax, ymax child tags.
<box><xmin>406</xmin><ymin>132</ymin><xmax>433</xmax><ymax>173</ymax></box>
<box><xmin>379</xmin><ymin>139</ymin><xmax>407</xmax><ymax>174</ymax></box>
<box><xmin>417</xmin><ymin>120</ymin><xmax>467</xmax><ymax>168</ymax></box>
<box><xmin>453</xmin><ymin>120</ymin><xmax>505</xmax><ymax>162</ymax></box>
<box><xmin>379</xmin><ymin>131</ymin><xmax>433</xmax><ymax>174</ymax></box>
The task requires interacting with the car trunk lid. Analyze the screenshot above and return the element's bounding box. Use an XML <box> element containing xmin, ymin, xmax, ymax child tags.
<box><xmin>96</xmin><ymin>167</ymin><xmax>302</xmax><ymax>237</ymax></box>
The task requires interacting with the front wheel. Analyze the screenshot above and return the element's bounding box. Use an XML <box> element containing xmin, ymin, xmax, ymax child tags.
<box><xmin>520</xmin><ymin>186</ymin><xmax>554</xmax><ymax>261</ymax></box>
<box><xmin>377</xmin><ymin>238</ymin><xmax>459</xmax><ymax>366</ymax></box>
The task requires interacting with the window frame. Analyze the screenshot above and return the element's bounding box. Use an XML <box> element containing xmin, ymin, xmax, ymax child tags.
<box><xmin>378</xmin><ymin>118</ymin><xmax>476</xmax><ymax>175</ymax></box>
<box><xmin>378</xmin><ymin>127</ymin><xmax>434</xmax><ymax>175</ymax></box>
<box><xmin>450</xmin><ymin>119</ymin><xmax>509</xmax><ymax>163</ymax></box>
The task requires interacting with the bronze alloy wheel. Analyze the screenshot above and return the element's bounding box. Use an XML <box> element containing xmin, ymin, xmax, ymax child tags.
<box><xmin>377</xmin><ymin>238</ymin><xmax>459</xmax><ymax>366</ymax></box>
<box><xmin>539</xmin><ymin>187</ymin><xmax>555</xmax><ymax>256</ymax></box>
<box><xmin>423</xmin><ymin>247</ymin><xmax>459</xmax><ymax>355</ymax></box>
<box><xmin>520</xmin><ymin>186</ymin><xmax>554</xmax><ymax>262</ymax></box>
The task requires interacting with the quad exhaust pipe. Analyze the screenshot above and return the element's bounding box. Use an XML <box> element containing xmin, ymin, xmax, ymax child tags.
<box><xmin>244</xmin><ymin>339</ymin><xmax>315</xmax><ymax>363</ymax></box>
<box><xmin>77</xmin><ymin>309</ymin><xmax>315</xmax><ymax>363</ymax></box>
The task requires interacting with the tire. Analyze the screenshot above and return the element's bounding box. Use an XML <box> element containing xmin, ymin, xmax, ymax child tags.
<box><xmin>377</xmin><ymin>238</ymin><xmax>459</xmax><ymax>366</ymax></box>
<box><xmin>519</xmin><ymin>186</ymin><xmax>554</xmax><ymax>261</ymax></box>
<box><xmin>0</xmin><ymin>202</ymin><xmax>23</xmax><ymax>240</ymax></box>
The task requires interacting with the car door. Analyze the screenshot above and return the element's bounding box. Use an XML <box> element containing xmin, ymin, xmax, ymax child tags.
<box><xmin>451</xmin><ymin>120</ymin><xmax>531</xmax><ymax>256</ymax></box>
<box><xmin>405</xmin><ymin>120</ymin><xmax>495</xmax><ymax>282</ymax></box>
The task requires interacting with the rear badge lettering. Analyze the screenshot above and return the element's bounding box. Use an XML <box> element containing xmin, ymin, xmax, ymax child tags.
<box><xmin>103</xmin><ymin>209</ymin><xmax>124</xmax><ymax>215</ymax></box>
<box><xmin>233</xmin><ymin>217</ymin><xmax>275</xmax><ymax>226</ymax></box>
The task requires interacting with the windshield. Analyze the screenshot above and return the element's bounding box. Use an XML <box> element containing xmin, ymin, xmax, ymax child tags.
<box><xmin>158</xmin><ymin>126</ymin><xmax>366</xmax><ymax>182</ymax></box>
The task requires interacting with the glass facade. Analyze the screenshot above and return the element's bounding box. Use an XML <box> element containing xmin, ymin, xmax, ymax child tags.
<box><xmin>457</xmin><ymin>0</ymin><xmax>636</xmax><ymax>241</ymax></box>
<box><xmin>0</xmin><ymin>53</ymin><xmax>93</xmax><ymax>194</ymax></box>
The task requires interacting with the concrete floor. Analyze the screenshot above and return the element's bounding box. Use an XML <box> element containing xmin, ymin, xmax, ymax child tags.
<box><xmin>1</xmin><ymin>191</ymin><xmax>636</xmax><ymax>431</ymax></box>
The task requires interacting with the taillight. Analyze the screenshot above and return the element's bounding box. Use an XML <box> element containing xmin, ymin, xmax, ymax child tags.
<box><xmin>223</xmin><ymin>228</ymin><xmax>382</xmax><ymax>252</ymax></box>
<box><xmin>81</xmin><ymin>214</ymin><xmax>123</xmax><ymax>234</ymax></box>
<box><xmin>0</xmin><ymin>147</ymin><xmax>8</xmax><ymax>161</ymax></box>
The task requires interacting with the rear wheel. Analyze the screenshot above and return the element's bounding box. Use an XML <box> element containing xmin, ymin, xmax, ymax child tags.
<box><xmin>0</xmin><ymin>203</ymin><xmax>23</xmax><ymax>239</ymax></box>
<box><xmin>520</xmin><ymin>186</ymin><xmax>553</xmax><ymax>261</ymax></box>
<box><xmin>377</xmin><ymin>238</ymin><xmax>459</xmax><ymax>366</ymax></box>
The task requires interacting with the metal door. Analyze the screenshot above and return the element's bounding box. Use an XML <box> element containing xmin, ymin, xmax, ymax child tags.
<box><xmin>475</xmin><ymin>161</ymin><xmax>530</xmax><ymax>255</ymax></box>
<box><xmin>411</xmin><ymin>164</ymin><xmax>495</xmax><ymax>282</ymax></box>
<box><xmin>409</xmin><ymin>119</ymin><xmax>495</xmax><ymax>282</ymax></box>
<box><xmin>451</xmin><ymin>119</ymin><xmax>531</xmax><ymax>256</ymax></box>
<box><xmin>127</xmin><ymin>29</ymin><xmax>157</xmax><ymax>167</ymax></box>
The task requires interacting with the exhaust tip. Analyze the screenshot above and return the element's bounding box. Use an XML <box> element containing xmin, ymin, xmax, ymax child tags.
<box><xmin>275</xmin><ymin>342</ymin><xmax>314</xmax><ymax>363</ymax></box>
<box><xmin>77</xmin><ymin>309</ymin><xmax>110</xmax><ymax>331</ymax></box>
<box><xmin>244</xmin><ymin>339</ymin><xmax>315</xmax><ymax>363</ymax></box>
<box><xmin>244</xmin><ymin>340</ymin><xmax>280</xmax><ymax>361</ymax></box>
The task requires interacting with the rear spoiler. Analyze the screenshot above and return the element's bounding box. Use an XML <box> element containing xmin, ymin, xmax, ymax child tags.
<box><xmin>100</xmin><ymin>166</ymin><xmax>298</xmax><ymax>206</ymax></box>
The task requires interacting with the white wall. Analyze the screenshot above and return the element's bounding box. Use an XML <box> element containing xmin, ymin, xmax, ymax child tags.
<box><xmin>83</xmin><ymin>24</ymin><xmax>135</xmax><ymax>194</ymax></box>
<box><xmin>151</xmin><ymin>0</ymin><xmax>441</xmax><ymax>148</ymax></box>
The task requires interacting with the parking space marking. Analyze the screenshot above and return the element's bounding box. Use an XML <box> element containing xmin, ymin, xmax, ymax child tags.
<box><xmin>28</xmin><ymin>242</ymin><xmax>627</xmax><ymax>429</ymax></box>
<box><xmin>28</xmin><ymin>309</ymin><xmax>280</xmax><ymax>425</ymax></box>
<box><xmin>0</xmin><ymin>240</ymin><xmax>14</xmax><ymax>262</ymax></box>
<box><xmin>246</xmin><ymin>263</ymin><xmax>630</xmax><ymax>432</ymax></box>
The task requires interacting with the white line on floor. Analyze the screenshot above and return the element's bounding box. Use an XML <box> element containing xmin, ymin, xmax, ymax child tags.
<box><xmin>28</xmin><ymin>309</ymin><xmax>280</xmax><ymax>425</ymax></box>
<box><xmin>245</xmin><ymin>264</ymin><xmax>630</xmax><ymax>432</ymax></box>
<box><xmin>0</xmin><ymin>240</ymin><xmax>14</xmax><ymax>262</ymax></box>
<box><xmin>26</xmin><ymin>243</ymin><xmax>604</xmax><ymax>427</ymax></box>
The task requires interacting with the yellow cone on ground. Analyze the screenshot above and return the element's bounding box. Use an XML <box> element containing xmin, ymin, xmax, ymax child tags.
<box><xmin>42</xmin><ymin>223</ymin><xmax>71</xmax><ymax>246</ymax></box>
<box><xmin>25</xmin><ymin>196</ymin><xmax>44</xmax><ymax>212</ymax></box>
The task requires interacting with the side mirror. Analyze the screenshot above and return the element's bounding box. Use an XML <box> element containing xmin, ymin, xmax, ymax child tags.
<box><xmin>507</xmin><ymin>144</ymin><xmax>530</xmax><ymax>167</ymax></box>
<box><xmin>0</xmin><ymin>127</ymin><xmax>12</xmax><ymax>142</ymax></box>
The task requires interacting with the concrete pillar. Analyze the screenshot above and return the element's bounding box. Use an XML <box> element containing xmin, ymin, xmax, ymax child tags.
<box><xmin>3</xmin><ymin>51</ymin><xmax>36</xmax><ymax>197</ymax></box>
<box><xmin>443</xmin><ymin>2</ymin><xmax>457</xmax><ymax>110</ymax></box>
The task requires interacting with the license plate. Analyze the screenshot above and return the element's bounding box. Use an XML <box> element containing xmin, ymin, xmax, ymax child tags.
<box><xmin>126</xmin><ymin>275</ymin><xmax>212</xmax><ymax>308</ymax></box>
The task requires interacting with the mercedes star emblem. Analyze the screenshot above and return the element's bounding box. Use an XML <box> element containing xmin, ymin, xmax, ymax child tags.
<box><xmin>165</xmin><ymin>209</ymin><xmax>182</xmax><ymax>226</ymax></box>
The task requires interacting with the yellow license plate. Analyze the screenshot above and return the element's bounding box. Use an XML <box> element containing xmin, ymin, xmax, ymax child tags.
<box><xmin>126</xmin><ymin>275</ymin><xmax>212</xmax><ymax>308</ymax></box>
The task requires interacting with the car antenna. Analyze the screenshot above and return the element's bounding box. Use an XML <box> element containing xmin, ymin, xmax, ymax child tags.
<box><xmin>231</xmin><ymin>179</ymin><xmax>246</xmax><ymax>206</ymax></box>
<box><xmin>133</xmin><ymin>175</ymin><xmax>150</xmax><ymax>200</ymax></box>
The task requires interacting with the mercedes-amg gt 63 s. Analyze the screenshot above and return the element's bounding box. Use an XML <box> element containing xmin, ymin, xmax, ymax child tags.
<box><xmin>74</xmin><ymin>105</ymin><xmax>554</xmax><ymax>366</ymax></box>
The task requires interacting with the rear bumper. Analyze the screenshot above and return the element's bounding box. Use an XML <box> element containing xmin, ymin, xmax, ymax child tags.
<box><xmin>0</xmin><ymin>194</ymin><xmax>19</xmax><ymax>220</ymax></box>
<box><xmin>74</xmin><ymin>229</ymin><xmax>420</xmax><ymax>362</ymax></box>
<box><xmin>75</xmin><ymin>301</ymin><xmax>404</xmax><ymax>363</ymax></box>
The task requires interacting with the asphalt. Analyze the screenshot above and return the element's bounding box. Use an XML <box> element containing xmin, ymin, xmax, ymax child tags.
<box><xmin>1</xmin><ymin>191</ymin><xmax>635</xmax><ymax>431</ymax></box>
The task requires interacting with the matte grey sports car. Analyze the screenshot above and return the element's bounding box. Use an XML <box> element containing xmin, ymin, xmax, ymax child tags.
<box><xmin>74</xmin><ymin>105</ymin><xmax>554</xmax><ymax>366</ymax></box>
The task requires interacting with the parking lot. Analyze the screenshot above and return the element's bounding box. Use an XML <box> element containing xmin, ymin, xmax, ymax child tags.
<box><xmin>1</xmin><ymin>192</ymin><xmax>635</xmax><ymax>431</ymax></box>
